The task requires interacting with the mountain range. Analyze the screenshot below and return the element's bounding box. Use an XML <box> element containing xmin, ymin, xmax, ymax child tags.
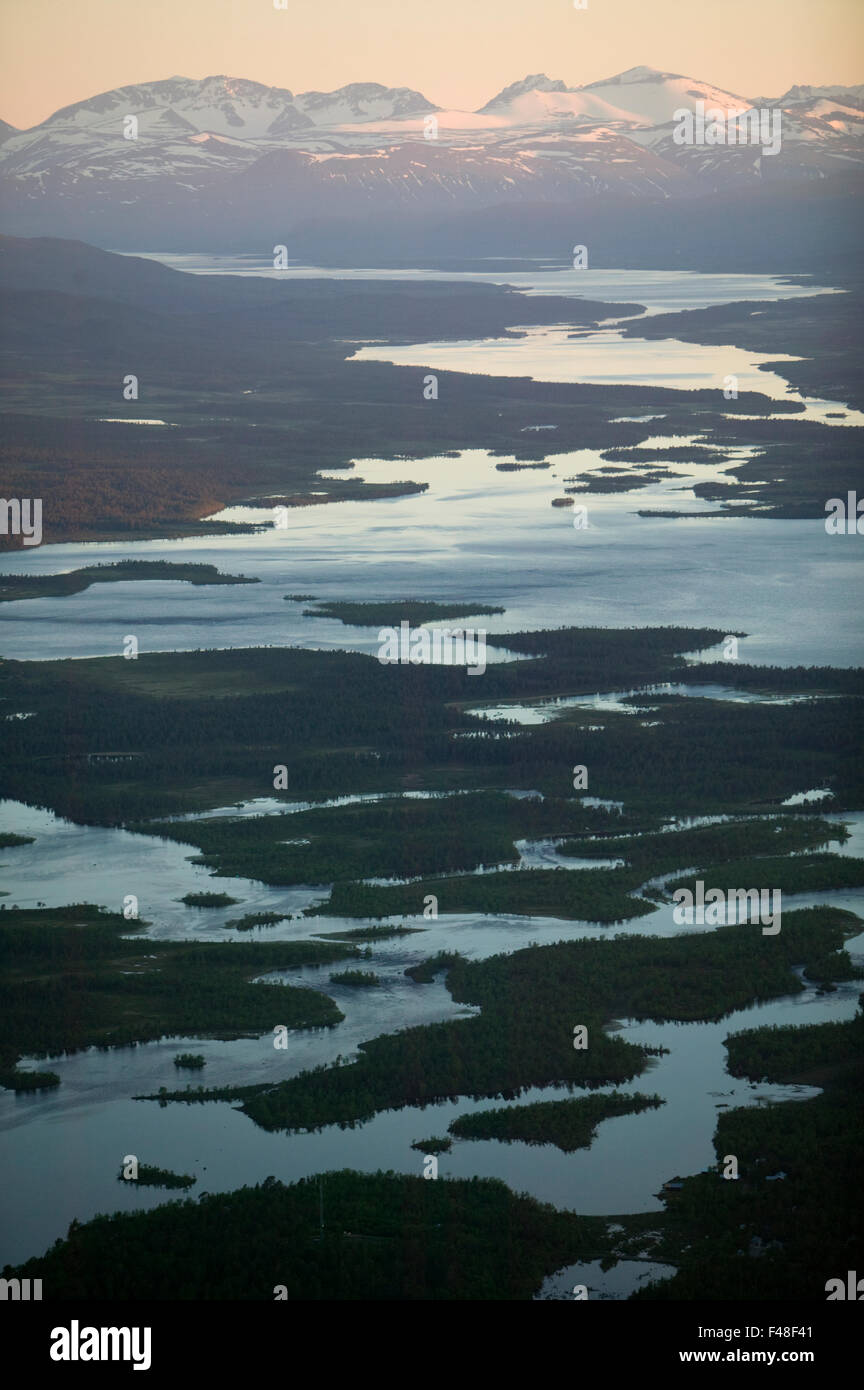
<box><xmin>1</xmin><ymin>67</ymin><xmax>862</xmax><ymax>252</ymax></box>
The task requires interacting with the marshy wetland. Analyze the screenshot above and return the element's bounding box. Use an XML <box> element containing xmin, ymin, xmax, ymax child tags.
<box><xmin>1</xmin><ymin>254</ymin><xmax>862</xmax><ymax>1300</ymax></box>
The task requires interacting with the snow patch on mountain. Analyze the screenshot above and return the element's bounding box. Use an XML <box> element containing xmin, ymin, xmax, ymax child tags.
<box><xmin>295</xmin><ymin>83</ymin><xmax>437</xmax><ymax>124</ymax></box>
<box><xmin>479</xmin><ymin>74</ymin><xmax>571</xmax><ymax>112</ymax></box>
<box><xmin>477</xmin><ymin>68</ymin><xmax>752</xmax><ymax>129</ymax></box>
<box><xmin>770</xmin><ymin>82</ymin><xmax>864</xmax><ymax>110</ymax></box>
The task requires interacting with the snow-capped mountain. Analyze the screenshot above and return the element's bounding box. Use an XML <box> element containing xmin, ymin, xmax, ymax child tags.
<box><xmin>3</xmin><ymin>75</ymin><xmax>435</xmax><ymax>148</ymax></box>
<box><xmin>479</xmin><ymin>73</ymin><xmax>571</xmax><ymax>113</ymax></box>
<box><xmin>294</xmin><ymin>83</ymin><xmax>437</xmax><ymax>126</ymax></box>
<box><xmin>479</xmin><ymin>66</ymin><xmax>752</xmax><ymax>129</ymax></box>
<box><xmin>28</xmin><ymin>76</ymin><xmax>315</xmax><ymax>140</ymax></box>
<box><xmin>1</xmin><ymin>67</ymin><xmax>861</xmax><ymax>247</ymax></box>
<box><xmin>764</xmin><ymin>82</ymin><xmax>864</xmax><ymax>111</ymax></box>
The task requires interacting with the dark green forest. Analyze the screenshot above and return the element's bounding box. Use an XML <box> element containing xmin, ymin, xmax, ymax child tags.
<box><xmin>0</xmin><ymin>905</ymin><xmax>355</xmax><ymax>1078</ymax></box>
<box><xmin>2</xmin><ymin>1170</ymin><xmax>617</xmax><ymax>1300</ymax></box>
<box><xmin>142</xmin><ymin>908</ymin><xmax>861</xmax><ymax>1133</ymax></box>
<box><xmin>2</xmin><ymin>632</ymin><xmax>861</xmax><ymax>834</ymax></box>
<box><xmin>449</xmin><ymin>1092</ymin><xmax>665</xmax><ymax>1151</ymax></box>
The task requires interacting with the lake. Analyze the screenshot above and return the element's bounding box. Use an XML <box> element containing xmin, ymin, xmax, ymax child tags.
<box><xmin>1</xmin><ymin>257</ymin><xmax>861</xmax><ymax>1292</ymax></box>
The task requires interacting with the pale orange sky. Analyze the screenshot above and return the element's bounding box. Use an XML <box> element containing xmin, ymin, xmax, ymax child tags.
<box><xmin>1</xmin><ymin>0</ymin><xmax>862</xmax><ymax>130</ymax></box>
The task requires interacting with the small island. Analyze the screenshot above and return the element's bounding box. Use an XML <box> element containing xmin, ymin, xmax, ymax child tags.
<box><xmin>179</xmin><ymin>892</ymin><xmax>240</xmax><ymax>908</ymax></box>
<box><xmin>225</xmin><ymin>912</ymin><xmax>289</xmax><ymax>931</ymax></box>
<box><xmin>329</xmin><ymin>970</ymin><xmax>381</xmax><ymax>987</ymax></box>
<box><xmin>118</xmin><ymin>1163</ymin><xmax>196</xmax><ymax>1190</ymax></box>
<box><xmin>0</xmin><ymin>561</ymin><xmax>260</xmax><ymax>604</ymax></box>
<box><xmin>449</xmin><ymin>1093</ymin><xmax>665</xmax><ymax>1152</ymax></box>
<box><xmin>299</xmin><ymin>599</ymin><xmax>505</xmax><ymax>626</ymax></box>
<box><xmin>495</xmin><ymin>461</ymin><xmax>551</xmax><ymax>471</ymax></box>
<box><xmin>0</xmin><ymin>1066</ymin><xmax>60</xmax><ymax>1092</ymax></box>
<box><xmin>314</xmin><ymin>924</ymin><xmax>424</xmax><ymax>942</ymax></box>
<box><xmin>410</xmin><ymin>1136</ymin><xmax>452</xmax><ymax>1154</ymax></box>
<box><xmin>174</xmin><ymin>1053</ymin><xmax>206</xmax><ymax>1070</ymax></box>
